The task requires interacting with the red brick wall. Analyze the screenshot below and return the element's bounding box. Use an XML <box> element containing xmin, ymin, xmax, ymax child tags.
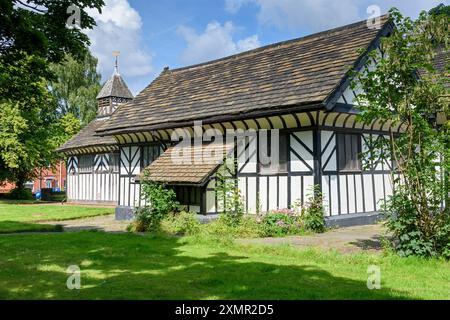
<box><xmin>0</xmin><ymin>182</ymin><xmax>15</xmax><ymax>194</ymax></box>
<box><xmin>32</xmin><ymin>160</ymin><xmax>67</xmax><ymax>192</ymax></box>
<box><xmin>0</xmin><ymin>160</ymin><xmax>67</xmax><ymax>194</ymax></box>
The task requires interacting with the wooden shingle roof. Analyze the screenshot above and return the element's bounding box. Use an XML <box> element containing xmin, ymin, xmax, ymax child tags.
<box><xmin>97</xmin><ymin>74</ymin><xmax>133</xmax><ymax>99</ymax></box>
<box><xmin>97</xmin><ymin>16</ymin><xmax>391</xmax><ymax>135</ymax></box>
<box><xmin>140</xmin><ymin>141</ymin><xmax>235</xmax><ymax>185</ymax></box>
<box><xmin>433</xmin><ymin>48</ymin><xmax>449</xmax><ymax>88</ymax></box>
<box><xmin>56</xmin><ymin>119</ymin><xmax>117</xmax><ymax>154</ymax></box>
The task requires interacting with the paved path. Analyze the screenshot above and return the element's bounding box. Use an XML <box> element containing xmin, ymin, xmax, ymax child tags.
<box><xmin>240</xmin><ymin>224</ymin><xmax>388</xmax><ymax>254</ymax></box>
<box><xmin>42</xmin><ymin>214</ymin><xmax>130</xmax><ymax>233</ymax></box>
<box><xmin>40</xmin><ymin>215</ymin><xmax>387</xmax><ymax>254</ymax></box>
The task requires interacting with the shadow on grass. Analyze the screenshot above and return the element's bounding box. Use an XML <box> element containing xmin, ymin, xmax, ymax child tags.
<box><xmin>0</xmin><ymin>221</ymin><xmax>63</xmax><ymax>234</ymax></box>
<box><xmin>0</xmin><ymin>232</ymin><xmax>415</xmax><ymax>300</ymax></box>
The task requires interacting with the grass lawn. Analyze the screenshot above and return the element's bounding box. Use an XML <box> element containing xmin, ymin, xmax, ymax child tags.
<box><xmin>0</xmin><ymin>232</ymin><xmax>448</xmax><ymax>300</ymax></box>
<box><xmin>0</xmin><ymin>200</ymin><xmax>114</xmax><ymax>223</ymax></box>
<box><xmin>0</xmin><ymin>221</ymin><xmax>62</xmax><ymax>234</ymax></box>
<box><xmin>0</xmin><ymin>200</ymin><xmax>114</xmax><ymax>234</ymax></box>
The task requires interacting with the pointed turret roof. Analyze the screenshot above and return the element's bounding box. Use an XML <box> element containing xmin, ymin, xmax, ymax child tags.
<box><xmin>57</xmin><ymin>54</ymin><xmax>133</xmax><ymax>154</ymax></box>
<box><xmin>96</xmin><ymin>73</ymin><xmax>133</xmax><ymax>99</ymax></box>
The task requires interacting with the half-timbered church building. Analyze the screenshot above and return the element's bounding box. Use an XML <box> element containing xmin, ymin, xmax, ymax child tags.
<box><xmin>58</xmin><ymin>16</ymin><xmax>402</xmax><ymax>225</ymax></box>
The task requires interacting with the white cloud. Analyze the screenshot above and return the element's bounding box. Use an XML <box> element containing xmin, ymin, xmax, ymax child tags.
<box><xmin>226</xmin><ymin>0</ymin><xmax>360</xmax><ymax>31</ymax></box>
<box><xmin>225</xmin><ymin>0</ymin><xmax>252</xmax><ymax>14</ymax></box>
<box><xmin>368</xmin><ymin>0</ymin><xmax>442</xmax><ymax>19</ymax></box>
<box><xmin>226</xmin><ymin>0</ymin><xmax>443</xmax><ymax>32</ymax></box>
<box><xmin>85</xmin><ymin>0</ymin><xmax>153</xmax><ymax>89</ymax></box>
<box><xmin>177</xmin><ymin>21</ymin><xmax>261</xmax><ymax>65</ymax></box>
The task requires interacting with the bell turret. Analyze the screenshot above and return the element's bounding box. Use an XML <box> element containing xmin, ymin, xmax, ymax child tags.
<box><xmin>96</xmin><ymin>51</ymin><xmax>133</xmax><ymax>118</ymax></box>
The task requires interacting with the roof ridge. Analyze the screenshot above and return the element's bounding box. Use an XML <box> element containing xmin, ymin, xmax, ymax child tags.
<box><xmin>166</xmin><ymin>14</ymin><xmax>390</xmax><ymax>73</ymax></box>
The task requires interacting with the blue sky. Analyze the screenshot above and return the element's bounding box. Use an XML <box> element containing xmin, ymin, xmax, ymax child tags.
<box><xmin>85</xmin><ymin>0</ymin><xmax>448</xmax><ymax>95</ymax></box>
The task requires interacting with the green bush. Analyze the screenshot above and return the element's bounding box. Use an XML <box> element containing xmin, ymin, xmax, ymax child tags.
<box><xmin>130</xmin><ymin>178</ymin><xmax>180</xmax><ymax>232</ymax></box>
<box><xmin>301</xmin><ymin>186</ymin><xmax>326</xmax><ymax>233</ymax></box>
<box><xmin>161</xmin><ymin>211</ymin><xmax>201</xmax><ymax>236</ymax></box>
<box><xmin>383</xmin><ymin>186</ymin><xmax>450</xmax><ymax>258</ymax></box>
<box><xmin>130</xmin><ymin>207</ymin><xmax>156</xmax><ymax>232</ymax></box>
<box><xmin>41</xmin><ymin>189</ymin><xmax>66</xmax><ymax>202</ymax></box>
<box><xmin>8</xmin><ymin>188</ymin><xmax>33</xmax><ymax>200</ymax></box>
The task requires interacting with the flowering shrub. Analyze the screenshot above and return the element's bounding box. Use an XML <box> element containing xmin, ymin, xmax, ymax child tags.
<box><xmin>301</xmin><ymin>186</ymin><xmax>326</xmax><ymax>233</ymax></box>
<box><xmin>260</xmin><ymin>210</ymin><xmax>303</xmax><ymax>237</ymax></box>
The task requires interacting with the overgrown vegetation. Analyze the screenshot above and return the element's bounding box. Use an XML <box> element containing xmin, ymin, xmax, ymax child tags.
<box><xmin>215</xmin><ymin>163</ymin><xmax>245</xmax><ymax>227</ymax></box>
<box><xmin>134</xmin><ymin>179</ymin><xmax>326</xmax><ymax>239</ymax></box>
<box><xmin>354</xmin><ymin>9</ymin><xmax>449</xmax><ymax>258</ymax></box>
<box><xmin>129</xmin><ymin>175</ymin><xmax>180</xmax><ymax>232</ymax></box>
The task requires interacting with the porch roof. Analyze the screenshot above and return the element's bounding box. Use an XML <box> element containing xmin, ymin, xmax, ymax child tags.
<box><xmin>139</xmin><ymin>141</ymin><xmax>235</xmax><ymax>186</ymax></box>
<box><xmin>96</xmin><ymin>16</ymin><xmax>391</xmax><ymax>136</ymax></box>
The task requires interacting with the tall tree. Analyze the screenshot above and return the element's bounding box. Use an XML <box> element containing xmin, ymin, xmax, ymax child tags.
<box><xmin>0</xmin><ymin>0</ymin><xmax>104</xmax><ymax>195</ymax></box>
<box><xmin>50</xmin><ymin>52</ymin><xmax>102</xmax><ymax>126</ymax></box>
<box><xmin>354</xmin><ymin>9</ymin><xmax>449</xmax><ymax>258</ymax></box>
<box><xmin>429</xmin><ymin>3</ymin><xmax>450</xmax><ymax>17</ymax></box>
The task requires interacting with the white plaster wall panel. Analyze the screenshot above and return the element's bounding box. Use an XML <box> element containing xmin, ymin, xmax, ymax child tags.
<box><xmin>347</xmin><ymin>175</ymin><xmax>356</xmax><ymax>214</ymax></box>
<box><xmin>247</xmin><ymin>177</ymin><xmax>257</xmax><ymax>214</ymax></box>
<box><xmin>374</xmin><ymin>174</ymin><xmax>385</xmax><ymax>211</ymax></box>
<box><xmin>279</xmin><ymin>176</ymin><xmax>288</xmax><ymax>209</ymax></box>
<box><xmin>130</xmin><ymin>146</ymin><xmax>140</xmax><ymax>175</ymax></box>
<box><xmin>238</xmin><ymin>135</ymin><xmax>257</xmax><ymax>173</ymax></box>
<box><xmin>290</xmin><ymin>176</ymin><xmax>302</xmax><ymax>205</ymax></box>
<box><xmin>343</xmin><ymin>87</ymin><xmax>356</xmax><ymax>105</ymax></box>
<box><xmin>269</xmin><ymin>176</ymin><xmax>278</xmax><ymax>210</ymax></box>
<box><xmin>129</xmin><ymin>181</ymin><xmax>135</xmax><ymax>208</ymax></box>
<box><xmin>355</xmin><ymin>175</ymin><xmax>365</xmax><ymax>213</ymax></box>
<box><xmin>363</xmin><ymin>174</ymin><xmax>375</xmax><ymax>212</ymax></box>
<box><xmin>303</xmin><ymin>176</ymin><xmax>315</xmax><ymax>204</ymax></box>
<box><xmin>290</xmin><ymin>137</ymin><xmax>314</xmax><ymax>172</ymax></box>
<box><xmin>384</xmin><ymin>174</ymin><xmax>393</xmax><ymax>200</ymax></box>
<box><xmin>120</xmin><ymin>148</ymin><xmax>129</xmax><ymax>175</ymax></box>
<box><xmin>259</xmin><ymin>176</ymin><xmax>268</xmax><ymax>213</ymax></box>
<box><xmin>322</xmin><ymin>176</ymin><xmax>331</xmax><ymax>216</ymax></box>
<box><xmin>330</xmin><ymin>175</ymin><xmax>339</xmax><ymax>216</ymax></box>
<box><xmin>339</xmin><ymin>176</ymin><xmax>348</xmax><ymax>214</ymax></box>
<box><xmin>238</xmin><ymin>177</ymin><xmax>247</xmax><ymax>205</ymax></box>
<box><xmin>134</xmin><ymin>183</ymin><xmax>141</xmax><ymax>207</ymax></box>
<box><xmin>80</xmin><ymin>175</ymin><xmax>85</xmax><ymax>200</ymax></box>
<box><xmin>206</xmin><ymin>189</ymin><xmax>216</xmax><ymax>214</ymax></box>
<box><xmin>321</xmin><ymin>131</ymin><xmax>337</xmax><ymax>172</ymax></box>
<box><xmin>294</xmin><ymin>131</ymin><xmax>313</xmax><ymax>151</ymax></box>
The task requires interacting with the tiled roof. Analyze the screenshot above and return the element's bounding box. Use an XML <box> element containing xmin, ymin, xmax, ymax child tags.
<box><xmin>56</xmin><ymin>119</ymin><xmax>117</xmax><ymax>153</ymax></box>
<box><xmin>140</xmin><ymin>141</ymin><xmax>235</xmax><ymax>185</ymax></box>
<box><xmin>97</xmin><ymin>16</ymin><xmax>391</xmax><ymax>135</ymax></box>
<box><xmin>97</xmin><ymin>74</ymin><xmax>133</xmax><ymax>99</ymax></box>
<box><xmin>434</xmin><ymin>48</ymin><xmax>449</xmax><ymax>88</ymax></box>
